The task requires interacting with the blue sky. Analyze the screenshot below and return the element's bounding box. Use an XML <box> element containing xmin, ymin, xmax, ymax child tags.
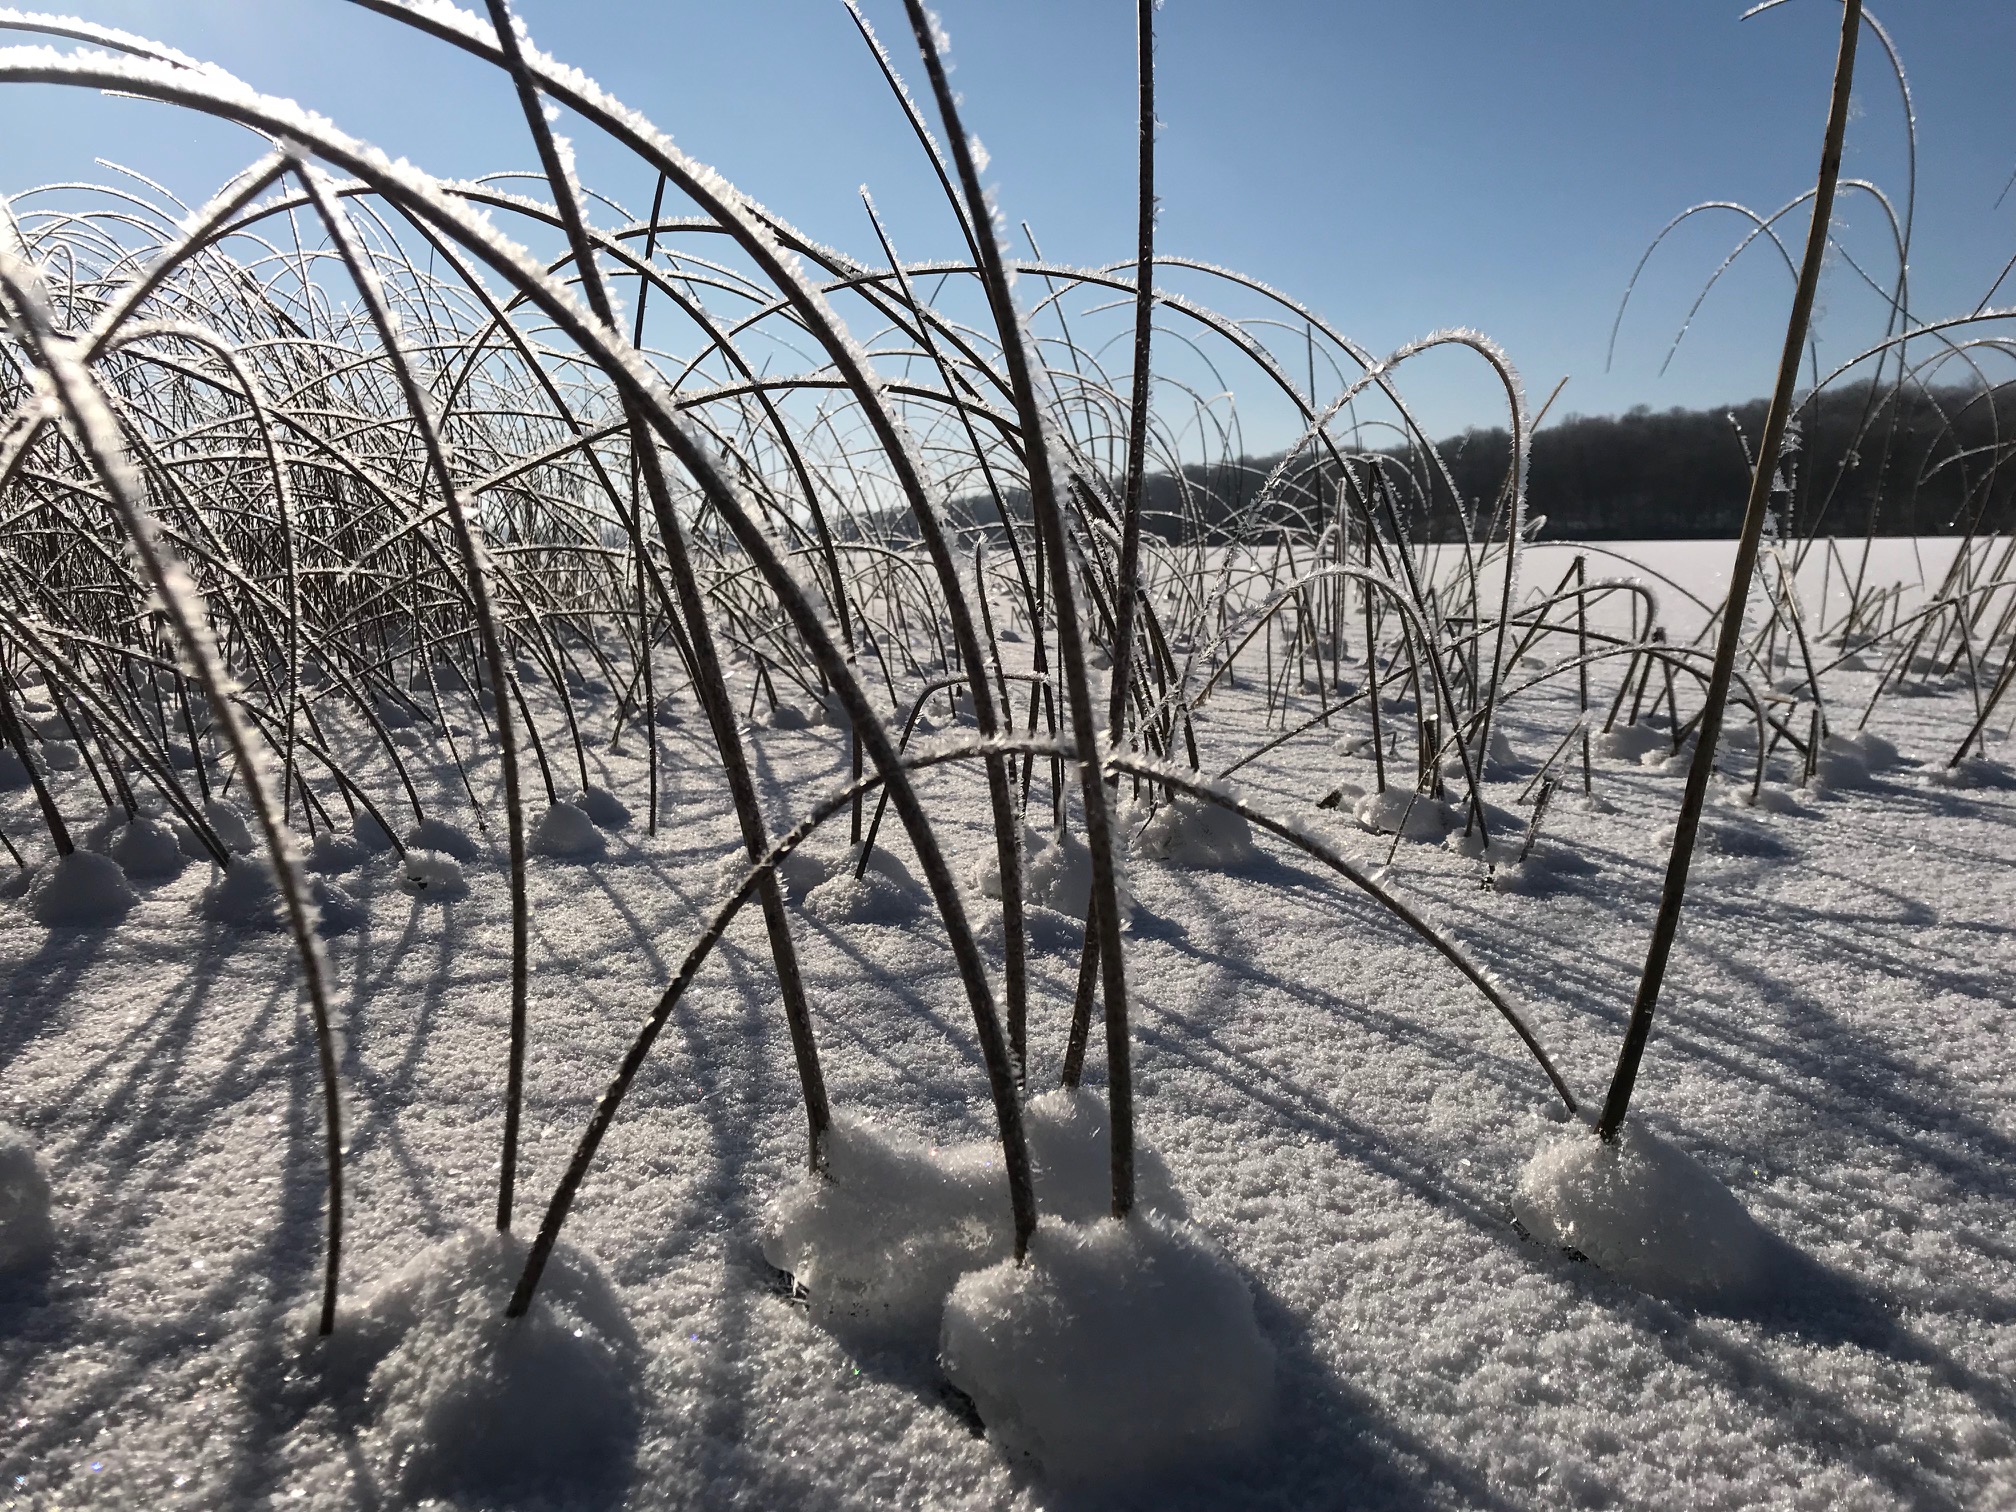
<box><xmin>2</xmin><ymin>1</ymin><xmax>2013</xmax><ymax>446</ymax></box>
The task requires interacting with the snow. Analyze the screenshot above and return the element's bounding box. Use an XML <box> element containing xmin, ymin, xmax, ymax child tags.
<box><xmin>197</xmin><ymin>857</ymin><xmax>283</xmax><ymax>928</ymax></box>
<box><xmin>405</xmin><ymin>816</ymin><xmax>481</xmax><ymax>860</ymax></box>
<box><xmin>1486</xmin><ymin>839</ymin><xmax>1596</xmax><ymax>895</ymax></box>
<box><xmin>760</xmin><ymin>1089</ymin><xmax>1178</xmax><ymax>1352</ymax></box>
<box><xmin>203</xmin><ymin>797</ymin><xmax>256</xmax><ymax>854</ymax></box>
<box><xmin>1132</xmin><ymin>791</ymin><xmax>1259</xmax><ymax>868</ymax></box>
<box><xmin>577</xmin><ymin>783</ymin><xmax>631</xmax><ymax>828</ymax></box>
<box><xmin>332</xmin><ymin>1229</ymin><xmax>641</xmax><ymax>1506</ymax></box>
<box><xmin>0</xmin><ymin>744</ymin><xmax>33</xmax><ymax>788</ymax></box>
<box><xmin>26</xmin><ymin>848</ymin><xmax>136</xmax><ymax>926</ymax></box>
<box><xmin>759</xmin><ymin>1113</ymin><xmax>1010</xmax><ymax>1351</ymax></box>
<box><xmin>108</xmin><ymin>815</ymin><xmax>188</xmax><ymax>879</ymax></box>
<box><xmin>1814</xmin><ymin>730</ymin><xmax>1902</xmax><ymax>790</ymax></box>
<box><xmin>801</xmin><ymin>842</ymin><xmax>925</xmax><ymax>925</ymax></box>
<box><xmin>941</xmin><ymin>1211</ymin><xmax>1276</xmax><ymax>1486</ymax></box>
<box><xmin>310</xmin><ymin>877</ymin><xmax>366</xmax><ymax>937</ymax></box>
<box><xmin>531</xmin><ymin>799</ymin><xmax>605</xmax><ymax>860</ymax></box>
<box><xmin>1512</xmin><ymin>1118</ymin><xmax>1781</xmax><ymax>1306</ymax></box>
<box><xmin>1919</xmin><ymin>755</ymin><xmax>2007</xmax><ymax>791</ymax></box>
<box><xmin>1354</xmin><ymin>785</ymin><xmax>1454</xmax><ymax>839</ymax></box>
<box><xmin>304</xmin><ymin>829</ymin><xmax>368</xmax><ymax>875</ymax></box>
<box><xmin>353</xmin><ymin>810</ymin><xmax>397</xmax><ymax>854</ymax></box>
<box><xmin>975</xmin><ymin>824</ymin><xmax>1127</xmax><ymax>920</ymax></box>
<box><xmin>397</xmin><ymin>848</ymin><xmax>468</xmax><ymax>900</ymax></box>
<box><xmin>1594</xmin><ymin>721</ymin><xmax>1670</xmax><ymax>762</ymax></box>
<box><xmin>0</xmin><ymin>557</ymin><xmax>2012</xmax><ymax>1510</ymax></box>
<box><xmin>0</xmin><ymin>1122</ymin><xmax>56</xmax><ymax>1272</ymax></box>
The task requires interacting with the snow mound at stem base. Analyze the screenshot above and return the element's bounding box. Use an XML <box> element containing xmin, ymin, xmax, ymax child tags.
<box><xmin>977</xmin><ymin>825</ymin><xmax>1131</xmax><ymax>921</ymax></box>
<box><xmin>305</xmin><ymin>829</ymin><xmax>368</xmax><ymax>875</ymax></box>
<box><xmin>800</xmin><ymin>843</ymin><xmax>925</xmax><ymax>925</ymax></box>
<box><xmin>1132</xmin><ymin>793</ymin><xmax>1258</xmax><ymax>868</ymax></box>
<box><xmin>398</xmin><ymin>849</ymin><xmax>467</xmax><ymax>901</ymax></box>
<box><xmin>0</xmin><ymin>1122</ymin><xmax>55</xmax><ymax>1271</ymax></box>
<box><xmin>28</xmin><ymin>850</ymin><xmax>136</xmax><ymax>927</ymax></box>
<box><xmin>1353</xmin><ymin>787</ymin><xmax>1452</xmax><ymax>840</ymax></box>
<box><xmin>336</xmin><ymin>1230</ymin><xmax>641</xmax><ymax>1506</ymax></box>
<box><xmin>1513</xmin><ymin>1120</ymin><xmax>1778</xmax><ymax>1304</ymax></box>
<box><xmin>532</xmin><ymin>800</ymin><xmax>605</xmax><ymax>860</ymax></box>
<box><xmin>1813</xmin><ymin>730</ymin><xmax>1901</xmax><ymax>788</ymax></box>
<box><xmin>577</xmin><ymin>784</ymin><xmax>631</xmax><ymax>828</ymax></box>
<box><xmin>108</xmin><ymin>816</ymin><xmax>186</xmax><ymax>879</ymax></box>
<box><xmin>405</xmin><ymin>817</ymin><xmax>480</xmax><ymax>861</ymax></box>
<box><xmin>761</xmin><ymin>1089</ymin><xmax>1178</xmax><ymax>1351</ymax></box>
<box><xmin>1593</xmin><ymin>722</ymin><xmax>1670</xmax><ymax>763</ymax></box>
<box><xmin>940</xmin><ymin>1211</ymin><xmax>1274</xmax><ymax>1485</ymax></box>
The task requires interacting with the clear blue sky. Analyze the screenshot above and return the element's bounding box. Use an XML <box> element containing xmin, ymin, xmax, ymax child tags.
<box><xmin>3</xmin><ymin>1</ymin><xmax>2013</xmax><ymax>446</ymax></box>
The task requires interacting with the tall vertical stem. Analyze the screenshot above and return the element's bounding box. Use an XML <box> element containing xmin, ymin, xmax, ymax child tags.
<box><xmin>1598</xmin><ymin>0</ymin><xmax>1861</xmax><ymax>1141</ymax></box>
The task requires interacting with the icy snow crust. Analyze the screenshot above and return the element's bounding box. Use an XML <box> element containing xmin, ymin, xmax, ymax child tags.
<box><xmin>2</xmin><ymin>631</ymin><xmax>2014</xmax><ymax>1508</ymax></box>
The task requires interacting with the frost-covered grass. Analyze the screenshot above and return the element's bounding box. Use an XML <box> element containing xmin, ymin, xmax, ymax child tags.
<box><xmin>0</xmin><ymin>1</ymin><xmax>2014</xmax><ymax>1506</ymax></box>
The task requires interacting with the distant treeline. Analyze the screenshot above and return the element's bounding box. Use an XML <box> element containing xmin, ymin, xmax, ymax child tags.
<box><xmin>937</xmin><ymin>382</ymin><xmax>2016</xmax><ymax>543</ymax></box>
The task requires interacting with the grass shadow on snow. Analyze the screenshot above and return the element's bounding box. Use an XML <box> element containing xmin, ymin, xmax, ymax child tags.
<box><xmin>0</xmin><ymin>920</ymin><xmax>120</xmax><ymax>1075</ymax></box>
<box><xmin>1111</xmin><ymin>1284</ymin><xmax>1523</xmax><ymax>1512</ymax></box>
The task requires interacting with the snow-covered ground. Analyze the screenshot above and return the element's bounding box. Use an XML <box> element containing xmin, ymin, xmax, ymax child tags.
<box><xmin>2</xmin><ymin>612</ymin><xmax>2013</xmax><ymax>1510</ymax></box>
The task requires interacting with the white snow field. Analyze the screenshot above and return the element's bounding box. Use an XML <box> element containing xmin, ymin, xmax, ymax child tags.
<box><xmin>1</xmin><ymin>651</ymin><xmax>2011</xmax><ymax>1512</ymax></box>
